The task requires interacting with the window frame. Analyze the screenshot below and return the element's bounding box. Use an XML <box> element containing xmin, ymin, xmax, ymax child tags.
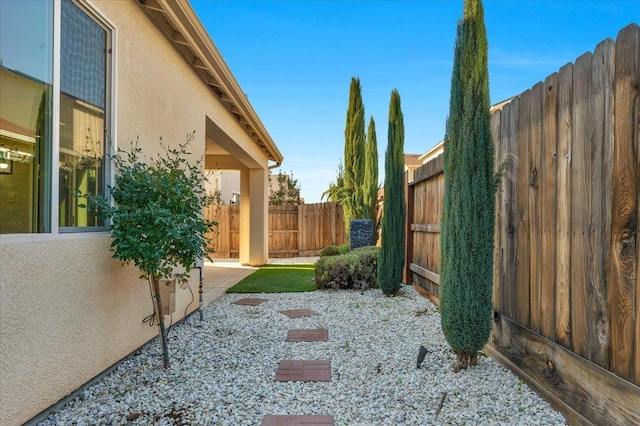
<box><xmin>1</xmin><ymin>0</ymin><xmax>116</xmax><ymax>242</ymax></box>
<box><xmin>57</xmin><ymin>0</ymin><xmax>115</xmax><ymax>234</ymax></box>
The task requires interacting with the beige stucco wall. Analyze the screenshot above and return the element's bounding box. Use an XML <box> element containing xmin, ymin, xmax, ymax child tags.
<box><xmin>0</xmin><ymin>1</ymin><xmax>270</xmax><ymax>425</ymax></box>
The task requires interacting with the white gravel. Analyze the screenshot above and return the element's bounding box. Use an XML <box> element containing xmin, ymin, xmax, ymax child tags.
<box><xmin>38</xmin><ymin>285</ymin><xmax>567</xmax><ymax>425</ymax></box>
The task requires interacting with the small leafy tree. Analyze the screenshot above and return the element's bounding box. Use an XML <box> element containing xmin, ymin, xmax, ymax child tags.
<box><xmin>269</xmin><ymin>171</ymin><xmax>301</xmax><ymax>205</ymax></box>
<box><xmin>378</xmin><ymin>90</ymin><xmax>405</xmax><ymax>296</ymax></box>
<box><xmin>83</xmin><ymin>131</ymin><xmax>215</xmax><ymax>369</ymax></box>
<box><xmin>206</xmin><ymin>174</ymin><xmax>225</xmax><ymax>206</ymax></box>
<box><xmin>440</xmin><ymin>0</ymin><xmax>495</xmax><ymax>372</ymax></box>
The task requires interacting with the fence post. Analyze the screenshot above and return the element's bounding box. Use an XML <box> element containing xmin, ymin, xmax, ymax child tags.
<box><xmin>404</xmin><ymin>172</ymin><xmax>413</xmax><ymax>285</ymax></box>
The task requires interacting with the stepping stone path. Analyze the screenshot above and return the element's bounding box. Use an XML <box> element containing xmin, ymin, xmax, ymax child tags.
<box><xmin>234</xmin><ymin>299</ymin><xmax>333</xmax><ymax>424</ymax></box>
<box><xmin>232</xmin><ymin>297</ymin><xmax>269</xmax><ymax>306</ymax></box>
<box><xmin>275</xmin><ymin>360</ymin><xmax>331</xmax><ymax>382</ymax></box>
<box><xmin>278</xmin><ymin>309</ymin><xmax>319</xmax><ymax>318</ymax></box>
<box><xmin>287</xmin><ymin>329</ymin><xmax>329</xmax><ymax>342</ymax></box>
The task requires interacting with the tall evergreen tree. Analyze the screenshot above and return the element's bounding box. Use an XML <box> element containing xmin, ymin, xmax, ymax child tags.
<box><xmin>440</xmin><ymin>0</ymin><xmax>495</xmax><ymax>372</ymax></box>
<box><xmin>378</xmin><ymin>90</ymin><xmax>405</xmax><ymax>296</ymax></box>
<box><xmin>343</xmin><ymin>77</ymin><xmax>366</xmax><ymax>232</ymax></box>
<box><xmin>363</xmin><ymin>116</ymin><xmax>379</xmax><ymax>227</ymax></box>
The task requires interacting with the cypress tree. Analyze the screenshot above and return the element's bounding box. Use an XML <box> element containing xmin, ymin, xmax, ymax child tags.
<box><xmin>363</xmin><ymin>116</ymin><xmax>379</xmax><ymax>227</ymax></box>
<box><xmin>440</xmin><ymin>0</ymin><xmax>495</xmax><ymax>372</ymax></box>
<box><xmin>378</xmin><ymin>90</ymin><xmax>405</xmax><ymax>296</ymax></box>
<box><xmin>343</xmin><ymin>77</ymin><xmax>366</xmax><ymax>232</ymax></box>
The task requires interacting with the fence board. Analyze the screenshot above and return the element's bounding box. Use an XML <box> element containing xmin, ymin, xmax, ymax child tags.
<box><xmin>556</xmin><ymin>62</ymin><xmax>573</xmax><ymax>350</ymax></box>
<box><xmin>491</xmin><ymin>109</ymin><xmax>502</xmax><ymax>314</ymax></box>
<box><xmin>589</xmin><ymin>38</ymin><xmax>615</xmax><ymax>368</ymax></box>
<box><xmin>517</xmin><ymin>89</ymin><xmax>531</xmax><ymax>327</ymax></box>
<box><xmin>610</xmin><ymin>24</ymin><xmax>639</xmax><ymax>384</ymax></box>
<box><xmin>529</xmin><ymin>82</ymin><xmax>543</xmax><ymax>334</ymax></box>
<box><xmin>540</xmin><ymin>72</ymin><xmax>558</xmax><ymax>341</ymax></box>
<box><xmin>570</xmin><ymin>52</ymin><xmax>593</xmax><ymax>360</ymax></box>
<box><xmin>505</xmin><ymin>98</ymin><xmax>520</xmax><ymax>321</ymax></box>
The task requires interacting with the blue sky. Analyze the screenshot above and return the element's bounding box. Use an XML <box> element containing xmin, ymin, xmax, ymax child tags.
<box><xmin>190</xmin><ymin>0</ymin><xmax>638</xmax><ymax>203</ymax></box>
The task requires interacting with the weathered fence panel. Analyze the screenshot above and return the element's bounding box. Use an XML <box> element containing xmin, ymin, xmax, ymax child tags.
<box><xmin>408</xmin><ymin>24</ymin><xmax>640</xmax><ymax>425</ymax></box>
<box><xmin>205</xmin><ymin>202</ymin><xmax>345</xmax><ymax>259</ymax></box>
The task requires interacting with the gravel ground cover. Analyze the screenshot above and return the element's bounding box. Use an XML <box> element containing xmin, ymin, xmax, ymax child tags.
<box><xmin>38</xmin><ymin>278</ymin><xmax>566</xmax><ymax>426</ymax></box>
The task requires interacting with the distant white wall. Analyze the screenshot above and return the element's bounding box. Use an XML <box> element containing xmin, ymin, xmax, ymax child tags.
<box><xmin>205</xmin><ymin>170</ymin><xmax>240</xmax><ymax>204</ymax></box>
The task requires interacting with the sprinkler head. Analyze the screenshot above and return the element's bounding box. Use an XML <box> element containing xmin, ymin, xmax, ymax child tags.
<box><xmin>417</xmin><ymin>345</ymin><xmax>428</xmax><ymax>369</ymax></box>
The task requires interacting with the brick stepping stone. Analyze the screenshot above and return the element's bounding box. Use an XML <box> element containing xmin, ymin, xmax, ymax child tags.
<box><xmin>287</xmin><ymin>329</ymin><xmax>328</xmax><ymax>342</ymax></box>
<box><xmin>278</xmin><ymin>309</ymin><xmax>319</xmax><ymax>318</ymax></box>
<box><xmin>232</xmin><ymin>297</ymin><xmax>268</xmax><ymax>306</ymax></box>
<box><xmin>261</xmin><ymin>415</ymin><xmax>334</xmax><ymax>425</ymax></box>
<box><xmin>275</xmin><ymin>360</ymin><xmax>331</xmax><ymax>382</ymax></box>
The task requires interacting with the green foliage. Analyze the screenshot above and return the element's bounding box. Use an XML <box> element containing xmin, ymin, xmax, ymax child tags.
<box><xmin>320</xmin><ymin>243</ymin><xmax>351</xmax><ymax>257</ymax></box>
<box><xmin>338</xmin><ymin>242</ymin><xmax>351</xmax><ymax>255</ymax></box>
<box><xmin>269</xmin><ymin>170</ymin><xmax>301</xmax><ymax>205</ymax></box>
<box><xmin>343</xmin><ymin>77</ymin><xmax>367</xmax><ymax>231</ymax></box>
<box><xmin>227</xmin><ymin>264</ymin><xmax>316</xmax><ymax>293</ymax></box>
<box><xmin>378</xmin><ymin>90</ymin><xmax>406</xmax><ymax>296</ymax></box>
<box><xmin>206</xmin><ymin>172</ymin><xmax>225</xmax><ymax>206</ymax></box>
<box><xmin>322</xmin><ymin>160</ymin><xmax>347</xmax><ymax>203</ymax></box>
<box><xmin>363</xmin><ymin>116</ymin><xmax>379</xmax><ymax>229</ymax></box>
<box><xmin>83</xmin><ymin>131</ymin><xmax>216</xmax><ymax>284</ymax></box>
<box><xmin>315</xmin><ymin>246</ymin><xmax>379</xmax><ymax>290</ymax></box>
<box><xmin>440</xmin><ymin>0</ymin><xmax>495</xmax><ymax>360</ymax></box>
<box><xmin>320</xmin><ymin>245</ymin><xmax>340</xmax><ymax>257</ymax></box>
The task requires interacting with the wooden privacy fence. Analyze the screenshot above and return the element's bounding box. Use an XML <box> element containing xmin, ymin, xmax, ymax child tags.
<box><xmin>408</xmin><ymin>24</ymin><xmax>639</xmax><ymax>425</ymax></box>
<box><xmin>205</xmin><ymin>202</ymin><xmax>346</xmax><ymax>258</ymax></box>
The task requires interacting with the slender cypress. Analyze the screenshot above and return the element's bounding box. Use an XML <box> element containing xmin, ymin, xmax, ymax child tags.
<box><xmin>440</xmin><ymin>0</ymin><xmax>495</xmax><ymax>371</ymax></box>
<box><xmin>343</xmin><ymin>77</ymin><xmax>366</xmax><ymax>232</ymax></box>
<box><xmin>378</xmin><ymin>90</ymin><xmax>405</xmax><ymax>296</ymax></box>
<box><xmin>363</xmin><ymin>116</ymin><xmax>379</xmax><ymax>226</ymax></box>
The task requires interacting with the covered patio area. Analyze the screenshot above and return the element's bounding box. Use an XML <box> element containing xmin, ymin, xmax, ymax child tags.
<box><xmin>201</xmin><ymin>260</ymin><xmax>258</xmax><ymax>305</ymax></box>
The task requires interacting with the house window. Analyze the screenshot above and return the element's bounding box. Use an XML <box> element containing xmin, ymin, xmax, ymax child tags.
<box><xmin>59</xmin><ymin>0</ymin><xmax>110</xmax><ymax>229</ymax></box>
<box><xmin>0</xmin><ymin>0</ymin><xmax>112</xmax><ymax>234</ymax></box>
<box><xmin>0</xmin><ymin>1</ymin><xmax>53</xmax><ymax>233</ymax></box>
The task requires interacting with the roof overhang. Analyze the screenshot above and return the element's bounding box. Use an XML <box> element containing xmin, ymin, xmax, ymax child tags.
<box><xmin>137</xmin><ymin>0</ymin><xmax>283</xmax><ymax>166</ymax></box>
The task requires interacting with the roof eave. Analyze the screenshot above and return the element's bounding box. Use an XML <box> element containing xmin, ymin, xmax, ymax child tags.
<box><xmin>137</xmin><ymin>0</ymin><xmax>283</xmax><ymax>166</ymax></box>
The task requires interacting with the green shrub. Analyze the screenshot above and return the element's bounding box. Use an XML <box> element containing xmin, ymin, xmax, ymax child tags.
<box><xmin>349</xmin><ymin>246</ymin><xmax>379</xmax><ymax>290</ymax></box>
<box><xmin>315</xmin><ymin>246</ymin><xmax>379</xmax><ymax>290</ymax></box>
<box><xmin>338</xmin><ymin>243</ymin><xmax>351</xmax><ymax>255</ymax></box>
<box><xmin>320</xmin><ymin>245</ymin><xmax>340</xmax><ymax>257</ymax></box>
<box><xmin>320</xmin><ymin>242</ymin><xmax>351</xmax><ymax>257</ymax></box>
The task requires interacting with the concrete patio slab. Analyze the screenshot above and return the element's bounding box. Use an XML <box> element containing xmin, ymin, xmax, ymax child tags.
<box><xmin>201</xmin><ymin>260</ymin><xmax>258</xmax><ymax>306</ymax></box>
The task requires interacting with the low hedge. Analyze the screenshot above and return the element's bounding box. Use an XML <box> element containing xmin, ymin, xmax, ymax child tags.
<box><xmin>314</xmin><ymin>246</ymin><xmax>380</xmax><ymax>290</ymax></box>
<box><xmin>319</xmin><ymin>243</ymin><xmax>351</xmax><ymax>257</ymax></box>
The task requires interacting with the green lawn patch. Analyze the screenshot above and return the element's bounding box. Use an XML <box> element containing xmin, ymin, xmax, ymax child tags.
<box><xmin>226</xmin><ymin>263</ymin><xmax>316</xmax><ymax>293</ymax></box>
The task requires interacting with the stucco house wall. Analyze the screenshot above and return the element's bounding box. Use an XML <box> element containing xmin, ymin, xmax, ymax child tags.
<box><xmin>0</xmin><ymin>1</ymin><xmax>280</xmax><ymax>425</ymax></box>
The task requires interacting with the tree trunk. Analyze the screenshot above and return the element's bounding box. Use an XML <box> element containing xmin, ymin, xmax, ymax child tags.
<box><xmin>151</xmin><ymin>276</ymin><xmax>170</xmax><ymax>369</ymax></box>
<box><xmin>453</xmin><ymin>352</ymin><xmax>469</xmax><ymax>372</ymax></box>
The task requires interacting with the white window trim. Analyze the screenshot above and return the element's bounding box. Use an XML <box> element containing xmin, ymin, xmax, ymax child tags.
<box><xmin>0</xmin><ymin>0</ymin><xmax>117</xmax><ymax>244</ymax></box>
